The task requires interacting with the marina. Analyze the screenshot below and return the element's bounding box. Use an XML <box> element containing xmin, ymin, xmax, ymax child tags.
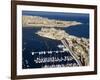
<box><xmin>36</xmin><ymin>28</ymin><xmax>89</xmax><ymax>66</ymax></box>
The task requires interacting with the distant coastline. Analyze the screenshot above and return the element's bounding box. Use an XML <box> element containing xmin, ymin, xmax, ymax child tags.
<box><xmin>22</xmin><ymin>15</ymin><xmax>82</xmax><ymax>27</ymax></box>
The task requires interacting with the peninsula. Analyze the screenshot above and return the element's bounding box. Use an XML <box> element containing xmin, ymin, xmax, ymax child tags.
<box><xmin>22</xmin><ymin>16</ymin><xmax>82</xmax><ymax>27</ymax></box>
<box><xmin>36</xmin><ymin>28</ymin><xmax>89</xmax><ymax>66</ymax></box>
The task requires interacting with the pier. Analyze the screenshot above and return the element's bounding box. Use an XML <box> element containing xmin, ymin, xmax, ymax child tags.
<box><xmin>32</xmin><ymin>50</ymin><xmax>69</xmax><ymax>55</ymax></box>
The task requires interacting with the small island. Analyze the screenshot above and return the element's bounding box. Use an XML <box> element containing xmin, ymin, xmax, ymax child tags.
<box><xmin>22</xmin><ymin>16</ymin><xmax>82</xmax><ymax>27</ymax></box>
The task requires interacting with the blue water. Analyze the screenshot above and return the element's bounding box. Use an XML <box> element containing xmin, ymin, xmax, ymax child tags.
<box><xmin>22</xmin><ymin>11</ymin><xmax>89</xmax><ymax>69</ymax></box>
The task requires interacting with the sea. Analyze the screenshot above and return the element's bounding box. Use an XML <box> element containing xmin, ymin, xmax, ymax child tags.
<box><xmin>22</xmin><ymin>11</ymin><xmax>89</xmax><ymax>69</ymax></box>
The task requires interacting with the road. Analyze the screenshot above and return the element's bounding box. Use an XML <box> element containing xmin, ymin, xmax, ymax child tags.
<box><xmin>61</xmin><ymin>38</ymin><xmax>82</xmax><ymax>66</ymax></box>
